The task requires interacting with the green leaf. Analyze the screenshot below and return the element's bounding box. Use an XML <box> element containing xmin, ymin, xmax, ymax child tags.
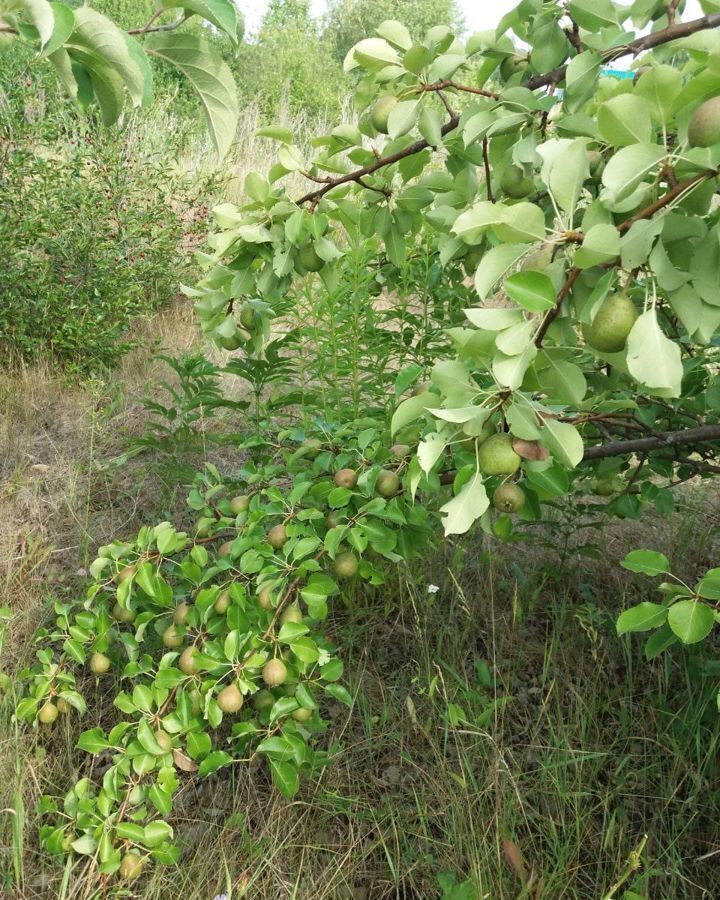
<box><xmin>568</xmin><ymin>0</ymin><xmax>620</xmax><ymax>29</ymax></box>
<box><xmin>439</xmin><ymin>472</ymin><xmax>489</xmax><ymax>536</ymax></box>
<box><xmin>388</xmin><ymin>100</ymin><xmax>420</xmax><ymax>139</ymax></box>
<box><xmin>617</xmin><ymin>602</ymin><xmax>668</xmax><ymax>635</ymax></box>
<box><xmin>324</xmin><ymin>683</ymin><xmax>353</xmax><ymax>706</ymax></box>
<box><xmin>269</xmin><ymin>759</ymin><xmax>299</xmax><ymax>797</ymax></box>
<box><xmin>145</xmin><ymin>32</ymin><xmax>239</xmax><ymax>159</ymax></box>
<box><xmin>465</xmin><ymin>306</ymin><xmax>524</xmax><ymax>331</ymax></box>
<box><xmin>197</xmin><ymin>750</ymin><xmax>232</xmax><ymax>777</ymax></box>
<box><xmin>143</xmin><ymin>820</ymin><xmax>173</xmax><ymax>849</ymax></box>
<box><xmin>269</xmin><ymin>696</ymin><xmax>299</xmax><ymax>724</ymax></box>
<box><xmin>160</xmin><ymin>0</ymin><xmax>239</xmax><ymax>43</ymax></box>
<box><xmin>492</xmin><ymin>345</ymin><xmax>537</xmax><ymax>390</ymax></box>
<box><xmin>564</xmin><ymin>51</ymin><xmax>602</xmax><ymax>111</ymax></box>
<box><xmin>72</xmin><ymin>833</ymin><xmax>97</xmax><ymax>855</ymax></box>
<box><xmin>346</xmin><ymin>37</ymin><xmax>401</xmax><ymax>71</ymax></box>
<box><xmin>537</xmin><ymin>357</ymin><xmax>587</xmax><ymax>405</ymax></box>
<box><xmin>644</xmin><ymin>623</ymin><xmax>678</xmax><ymax>659</ymax></box>
<box><xmin>537</xmin><ymin>138</ymin><xmax>589</xmax><ymax>214</ymax></box>
<box><xmin>22</xmin><ymin>0</ymin><xmax>55</xmax><ymax>48</ymax></box>
<box><xmin>69</xmin><ymin>8</ymin><xmax>148</xmax><ymax>108</ymax></box>
<box><xmin>575</xmin><ymin>224</ymin><xmax>620</xmax><ymax>268</ymax></box>
<box><xmin>148</xmin><ymin>784</ymin><xmax>172</xmax><ymax>816</ymax></box>
<box><xmin>494</xmin><ymin>203</ymin><xmax>546</xmax><ymax>244</ymax></box>
<box><xmin>77</xmin><ymin>727</ymin><xmax>110</xmax><ymax>754</ymax></box>
<box><xmin>541</xmin><ymin>419</ymin><xmax>584</xmax><ymax>468</ymax></box>
<box><xmin>474</xmin><ymin>244</ymin><xmax>529</xmax><ymax>299</ymax></box>
<box><xmin>598</xmin><ymin>95</ymin><xmax>652</xmax><ymax>147</ymax></box>
<box><xmin>667</xmin><ymin>600</ymin><xmax>715</xmax><ymax>644</ymax></box>
<box><xmin>600</xmin><ymin>143</ymin><xmax>666</xmax><ymax>205</ymax></box>
<box><xmin>626</xmin><ymin>309</ymin><xmax>683</xmax><ymax>397</ymax></box>
<box><xmin>634</xmin><ymin>65</ymin><xmax>682</xmax><ymax>127</ymax></box>
<box><xmin>504</xmin><ymin>271</ymin><xmax>556</xmax><ymax>313</ymax></box>
<box><xmin>186</xmin><ymin>730</ymin><xmax>212</xmax><ymax>760</ymax></box>
<box><xmin>697</xmin><ymin>568</ymin><xmax>720</xmax><ymax>600</ymax></box>
<box><xmin>621</xmin><ymin>549</ymin><xmax>670</xmax><ymax>576</ymax></box>
<box><xmin>376</xmin><ymin>19</ymin><xmax>412</xmax><ymax>51</ymax></box>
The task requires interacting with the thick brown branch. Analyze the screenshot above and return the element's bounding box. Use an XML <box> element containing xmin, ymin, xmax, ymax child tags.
<box><xmin>582</xmin><ymin>425</ymin><xmax>720</xmax><ymax>460</ymax></box>
<box><xmin>525</xmin><ymin>12</ymin><xmax>720</xmax><ymax>91</ymax></box>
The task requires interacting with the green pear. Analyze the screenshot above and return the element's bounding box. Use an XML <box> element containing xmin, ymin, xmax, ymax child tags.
<box><xmin>582</xmin><ymin>294</ymin><xmax>637</xmax><ymax>353</ymax></box>
<box><xmin>370</xmin><ymin>96</ymin><xmax>398</xmax><ymax>134</ymax></box>
<box><xmin>492</xmin><ymin>483</ymin><xmax>525</xmax><ymax>513</ymax></box>
<box><xmin>334</xmin><ymin>551</ymin><xmax>359</xmax><ymax>578</ymax></box>
<box><xmin>334</xmin><ymin>468</ymin><xmax>358</xmax><ymax>489</ymax></box>
<box><xmin>297</xmin><ymin>241</ymin><xmax>324</xmax><ymax>273</ymax></box>
<box><xmin>478</xmin><ymin>434</ymin><xmax>521</xmax><ymax>476</ymax></box>
<box><xmin>263</xmin><ymin>658</ymin><xmax>288</xmax><ymax>687</ymax></box>
<box><xmin>217</xmin><ymin>683</ymin><xmax>243</xmax><ymax>713</ymax></box>
<box><xmin>375</xmin><ymin>470</ymin><xmax>400</xmax><ymax>497</ymax></box>
<box><xmin>688</xmin><ymin>96</ymin><xmax>720</xmax><ymax>148</ymax></box>
<box><xmin>500</xmin><ymin>165</ymin><xmax>534</xmax><ymax>199</ymax></box>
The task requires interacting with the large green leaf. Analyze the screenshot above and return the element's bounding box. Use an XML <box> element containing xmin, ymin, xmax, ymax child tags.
<box><xmin>541</xmin><ymin>419</ymin><xmax>584</xmax><ymax>468</ymax></box>
<box><xmin>667</xmin><ymin>600</ymin><xmax>715</xmax><ymax>644</ymax></box>
<box><xmin>160</xmin><ymin>0</ymin><xmax>240</xmax><ymax>43</ymax></box>
<box><xmin>439</xmin><ymin>472</ymin><xmax>489</xmax><ymax>536</ymax></box>
<box><xmin>69</xmin><ymin>8</ymin><xmax>148</xmax><ymax>108</ymax></box>
<box><xmin>626</xmin><ymin>309</ymin><xmax>683</xmax><ymax>396</ymax></box>
<box><xmin>598</xmin><ymin>95</ymin><xmax>652</xmax><ymax>147</ymax></box>
<box><xmin>621</xmin><ymin>549</ymin><xmax>670</xmax><ymax>576</ymax></box>
<box><xmin>600</xmin><ymin>143</ymin><xmax>666</xmax><ymax>205</ymax></box>
<box><xmin>617</xmin><ymin>602</ymin><xmax>668</xmax><ymax>636</ymax></box>
<box><xmin>145</xmin><ymin>32</ymin><xmax>239</xmax><ymax>158</ymax></box>
<box><xmin>21</xmin><ymin>0</ymin><xmax>54</xmax><ymax>49</ymax></box>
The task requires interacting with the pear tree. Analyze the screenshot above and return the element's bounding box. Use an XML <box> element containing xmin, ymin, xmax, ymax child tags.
<box><xmin>7</xmin><ymin>0</ymin><xmax>720</xmax><ymax>887</ymax></box>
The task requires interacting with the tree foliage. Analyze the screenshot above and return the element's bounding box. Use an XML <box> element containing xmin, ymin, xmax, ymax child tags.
<box><xmin>5</xmin><ymin>0</ymin><xmax>720</xmax><ymax>888</ymax></box>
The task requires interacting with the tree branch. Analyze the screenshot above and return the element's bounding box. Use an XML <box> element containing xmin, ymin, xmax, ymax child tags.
<box><xmin>418</xmin><ymin>80</ymin><xmax>499</xmax><ymax>100</ymax></box>
<box><xmin>295</xmin><ymin>13</ymin><xmax>720</xmax><ymax>209</ymax></box>
<box><xmin>127</xmin><ymin>12</ymin><xmax>184</xmax><ymax>35</ymax></box>
<box><xmin>667</xmin><ymin>0</ymin><xmax>683</xmax><ymax>27</ymax></box>
<box><xmin>297</xmin><ymin>113</ymin><xmax>459</xmax><ymax>205</ymax></box>
<box><xmin>524</xmin><ymin>12</ymin><xmax>720</xmax><ymax>91</ymax></box>
<box><xmin>482</xmin><ymin>138</ymin><xmax>494</xmax><ymax>203</ymax></box>
<box><xmin>581</xmin><ymin>425</ymin><xmax>720</xmax><ymax>460</ymax></box>
<box><xmin>534</xmin><ymin>266</ymin><xmax>581</xmax><ymax>347</ymax></box>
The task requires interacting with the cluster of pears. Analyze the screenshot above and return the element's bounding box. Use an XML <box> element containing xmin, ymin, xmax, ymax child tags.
<box><xmin>475</xmin><ymin>433</ymin><xmax>526</xmax><ymax>514</ymax></box>
<box><xmin>218</xmin><ymin>303</ymin><xmax>257</xmax><ymax>352</ymax></box>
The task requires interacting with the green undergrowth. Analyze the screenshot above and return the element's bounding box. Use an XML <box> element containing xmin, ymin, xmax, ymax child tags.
<box><xmin>3</xmin><ymin>531</ymin><xmax>720</xmax><ymax>899</ymax></box>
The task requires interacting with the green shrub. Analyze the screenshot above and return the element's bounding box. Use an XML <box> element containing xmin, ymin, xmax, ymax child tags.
<box><xmin>0</xmin><ymin>58</ymin><xmax>208</xmax><ymax>373</ymax></box>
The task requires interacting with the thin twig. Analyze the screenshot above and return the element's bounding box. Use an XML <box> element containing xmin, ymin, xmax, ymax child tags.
<box><xmin>482</xmin><ymin>138</ymin><xmax>494</xmax><ymax>203</ymax></box>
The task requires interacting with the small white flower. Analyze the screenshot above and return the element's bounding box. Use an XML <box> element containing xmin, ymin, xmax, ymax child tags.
<box><xmin>427</xmin><ymin>584</ymin><xmax>439</xmax><ymax>594</ymax></box>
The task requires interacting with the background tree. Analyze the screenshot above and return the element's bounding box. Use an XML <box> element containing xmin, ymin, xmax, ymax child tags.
<box><xmin>325</xmin><ymin>0</ymin><xmax>464</xmax><ymax>62</ymax></box>
<box><xmin>234</xmin><ymin>0</ymin><xmax>342</xmax><ymax>118</ymax></box>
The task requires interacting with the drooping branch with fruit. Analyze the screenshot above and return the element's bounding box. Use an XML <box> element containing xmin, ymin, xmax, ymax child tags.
<box><xmin>8</xmin><ymin>0</ymin><xmax>720</xmax><ymax>886</ymax></box>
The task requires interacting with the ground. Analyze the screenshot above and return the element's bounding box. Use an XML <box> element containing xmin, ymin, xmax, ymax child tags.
<box><xmin>1</xmin><ymin>309</ymin><xmax>719</xmax><ymax>900</ymax></box>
